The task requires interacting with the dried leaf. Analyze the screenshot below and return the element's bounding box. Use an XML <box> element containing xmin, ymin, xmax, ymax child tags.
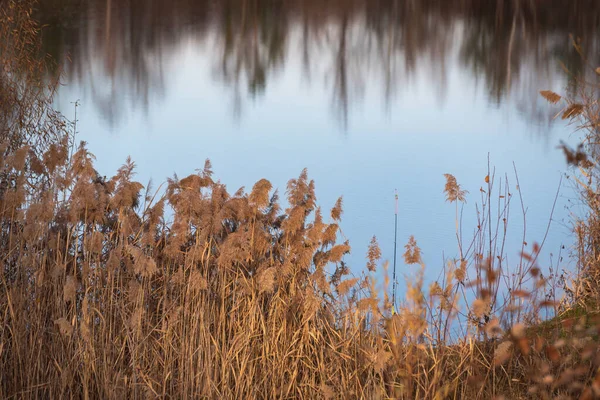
<box><xmin>562</xmin><ymin>103</ymin><xmax>584</xmax><ymax>120</ymax></box>
<box><xmin>540</xmin><ymin>90</ymin><xmax>562</xmax><ymax>104</ymax></box>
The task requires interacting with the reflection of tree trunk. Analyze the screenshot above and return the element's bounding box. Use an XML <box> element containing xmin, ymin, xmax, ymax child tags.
<box><xmin>528</xmin><ymin>0</ymin><xmax>537</xmax><ymax>30</ymax></box>
<box><xmin>384</xmin><ymin>5</ymin><xmax>395</xmax><ymax>105</ymax></box>
<box><xmin>105</xmin><ymin>0</ymin><xmax>111</xmax><ymax>44</ymax></box>
<box><xmin>506</xmin><ymin>6</ymin><xmax>517</xmax><ymax>92</ymax></box>
<box><xmin>105</xmin><ymin>0</ymin><xmax>114</xmax><ymax>75</ymax></box>
<box><xmin>335</xmin><ymin>15</ymin><xmax>348</xmax><ymax>127</ymax></box>
<box><xmin>302</xmin><ymin>13</ymin><xmax>310</xmax><ymax>80</ymax></box>
<box><xmin>495</xmin><ymin>0</ymin><xmax>504</xmax><ymax>29</ymax></box>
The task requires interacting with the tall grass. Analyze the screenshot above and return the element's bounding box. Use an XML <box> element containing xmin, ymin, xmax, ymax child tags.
<box><xmin>3</xmin><ymin>1</ymin><xmax>600</xmax><ymax>398</ymax></box>
<box><xmin>541</xmin><ymin>58</ymin><xmax>600</xmax><ymax>309</ymax></box>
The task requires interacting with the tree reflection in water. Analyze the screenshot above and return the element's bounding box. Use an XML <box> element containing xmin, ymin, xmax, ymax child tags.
<box><xmin>38</xmin><ymin>0</ymin><xmax>600</xmax><ymax>127</ymax></box>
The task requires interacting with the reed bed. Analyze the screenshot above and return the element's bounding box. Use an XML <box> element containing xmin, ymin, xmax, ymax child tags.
<box><xmin>2</xmin><ymin>1</ymin><xmax>600</xmax><ymax>398</ymax></box>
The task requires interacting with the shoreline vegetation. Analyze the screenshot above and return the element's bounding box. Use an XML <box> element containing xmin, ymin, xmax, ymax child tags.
<box><xmin>3</xmin><ymin>1</ymin><xmax>600</xmax><ymax>398</ymax></box>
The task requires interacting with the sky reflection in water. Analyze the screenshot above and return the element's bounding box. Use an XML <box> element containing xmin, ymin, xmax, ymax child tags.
<box><xmin>44</xmin><ymin>0</ymin><xmax>600</xmax><ymax>289</ymax></box>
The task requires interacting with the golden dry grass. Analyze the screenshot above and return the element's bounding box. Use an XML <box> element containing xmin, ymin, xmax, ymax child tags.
<box><xmin>2</xmin><ymin>1</ymin><xmax>600</xmax><ymax>399</ymax></box>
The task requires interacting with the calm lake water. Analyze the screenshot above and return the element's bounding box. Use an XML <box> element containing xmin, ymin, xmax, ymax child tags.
<box><xmin>42</xmin><ymin>0</ymin><xmax>600</xmax><ymax>287</ymax></box>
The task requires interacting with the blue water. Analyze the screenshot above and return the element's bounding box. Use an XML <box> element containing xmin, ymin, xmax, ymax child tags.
<box><xmin>49</xmin><ymin>4</ymin><xmax>586</xmax><ymax>301</ymax></box>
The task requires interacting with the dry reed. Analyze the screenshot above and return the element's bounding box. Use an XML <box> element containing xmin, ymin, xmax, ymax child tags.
<box><xmin>2</xmin><ymin>1</ymin><xmax>600</xmax><ymax>399</ymax></box>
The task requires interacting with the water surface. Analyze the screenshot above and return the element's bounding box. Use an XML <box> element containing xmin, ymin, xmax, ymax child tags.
<box><xmin>42</xmin><ymin>0</ymin><xmax>600</xmax><ymax>288</ymax></box>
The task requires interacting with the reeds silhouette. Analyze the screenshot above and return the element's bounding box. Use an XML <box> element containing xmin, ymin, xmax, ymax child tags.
<box><xmin>2</xmin><ymin>1</ymin><xmax>600</xmax><ymax>399</ymax></box>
